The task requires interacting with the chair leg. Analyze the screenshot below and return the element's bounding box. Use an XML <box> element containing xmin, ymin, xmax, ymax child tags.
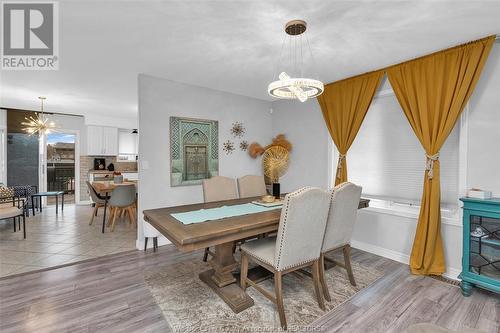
<box><xmin>144</xmin><ymin>237</ymin><xmax>148</xmax><ymax>251</ymax></box>
<box><xmin>240</xmin><ymin>252</ymin><xmax>249</xmax><ymax>291</ymax></box>
<box><xmin>126</xmin><ymin>207</ymin><xmax>136</xmax><ymax>225</ymax></box>
<box><xmin>312</xmin><ymin>260</ymin><xmax>326</xmax><ymax>310</ymax></box>
<box><xmin>203</xmin><ymin>247</ymin><xmax>209</xmax><ymax>262</ymax></box>
<box><xmin>13</xmin><ymin>217</ymin><xmax>16</xmax><ymax>232</ymax></box>
<box><xmin>343</xmin><ymin>245</ymin><xmax>356</xmax><ymax>286</ymax></box>
<box><xmin>319</xmin><ymin>253</ymin><xmax>331</xmax><ymax>302</ymax></box>
<box><xmin>89</xmin><ymin>205</ymin><xmax>98</xmax><ymax>225</ymax></box>
<box><xmin>274</xmin><ymin>271</ymin><xmax>287</xmax><ymax>331</ymax></box>
<box><xmin>22</xmin><ymin>214</ymin><xmax>26</xmax><ymax>239</ymax></box>
<box><xmin>153</xmin><ymin>237</ymin><xmax>158</xmax><ymax>252</ymax></box>
<box><xmin>110</xmin><ymin>208</ymin><xmax>119</xmax><ymax>232</ymax></box>
<box><xmin>107</xmin><ymin>207</ymin><xmax>115</xmax><ymax>227</ymax></box>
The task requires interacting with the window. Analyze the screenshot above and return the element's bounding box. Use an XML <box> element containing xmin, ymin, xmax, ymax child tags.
<box><xmin>340</xmin><ymin>83</ymin><xmax>460</xmax><ymax>214</ymax></box>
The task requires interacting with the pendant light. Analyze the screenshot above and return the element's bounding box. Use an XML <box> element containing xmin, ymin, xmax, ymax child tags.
<box><xmin>268</xmin><ymin>20</ymin><xmax>323</xmax><ymax>102</ymax></box>
<box><xmin>21</xmin><ymin>97</ymin><xmax>57</xmax><ymax>136</ymax></box>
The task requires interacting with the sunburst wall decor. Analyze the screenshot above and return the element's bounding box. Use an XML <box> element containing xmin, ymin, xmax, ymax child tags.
<box><xmin>223</xmin><ymin>140</ymin><xmax>235</xmax><ymax>154</ymax></box>
<box><xmin>239</xmin><ymin>140</ymin><xmax>249</xmax><ymax>151</ymax></box>
<box><xmin>230</xmin><ymin>122</ymin><xmax>245</xmax><ymax>138</ymax></box>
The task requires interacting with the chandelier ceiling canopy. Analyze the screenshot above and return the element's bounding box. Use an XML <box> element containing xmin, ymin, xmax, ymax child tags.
<box><xmin>268</xmin><ymin>20</ymin><xmax>324</xmax><ymax>102</ymax></box>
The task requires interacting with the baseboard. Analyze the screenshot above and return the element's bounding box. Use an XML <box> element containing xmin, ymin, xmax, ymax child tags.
<box><xmin>351</xmin><ymin>240</ymin><xmax>461</xmax><ymax>281</ymax></box>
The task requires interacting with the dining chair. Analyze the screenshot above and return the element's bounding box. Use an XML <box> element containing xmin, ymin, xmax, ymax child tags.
<box><xmin>319</xmin><ymin>182</ymin><xmax>362</xmax><ymax>302</ymax></box>
<box><xmin>107</xmin><ymin>184</ymin><xmax>137</xmax><ymax>231</ymax></box>
<box><xmin>202</xmin><ymin>176</ymin><xmax>238</xmax><ymax>202</ymax></box>
<box><xmin>202</xmin><ymin>176</ymin><xmax>238</xmax><ymax>261</ymax></box>
<box><xmin>240</xmin><ymin>187</ymin><xmax>331</xmax><ymax>330</ymax></box>
<box><xmin>237</xmin><ymin>175</ymin><xmax>267</xmax><ymax>198</ymax></box>
<box><xmin>87</xmin><ymin>181</ymin><xmax>107</xmax><ymax>226</ymax></box>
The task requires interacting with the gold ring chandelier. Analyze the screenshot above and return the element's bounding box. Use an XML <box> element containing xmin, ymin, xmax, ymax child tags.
<box><xmin>268</xmin><ymin>20</ymin><xmax>324</xmax><ymax>102</ymax></box>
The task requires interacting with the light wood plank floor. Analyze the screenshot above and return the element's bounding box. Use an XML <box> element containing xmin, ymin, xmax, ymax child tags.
<box><xmin>0</xmin><ymin>245</ymin><xmax>497</xmax><ymax>333</ymax></box>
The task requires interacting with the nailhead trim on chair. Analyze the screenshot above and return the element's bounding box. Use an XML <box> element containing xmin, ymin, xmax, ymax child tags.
<box><xmin>243</xmin><ymin>249</ymin><xmax>275</xmax><ymax>267</ymax></box>
<box><xmin>274</xmin><ymin>187</ymin><xmax>318</xmax><ymax>271</ymax></box>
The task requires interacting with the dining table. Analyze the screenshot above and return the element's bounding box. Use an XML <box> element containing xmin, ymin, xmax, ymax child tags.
<box><xmin>143</xmin><ymin>195</ymin><xmax>370</xmax><ymax>313</ymax></box>
<box><xmin>91</xmin><ymin>180</ymin><xmax>137</xmax><ymax>233</ymax></box>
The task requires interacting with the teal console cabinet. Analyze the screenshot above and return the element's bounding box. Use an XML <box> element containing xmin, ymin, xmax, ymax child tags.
<box><xmin>459</xmin><ymin>197</ymin><xmax>500</xmax><ymax>296</ymax></box>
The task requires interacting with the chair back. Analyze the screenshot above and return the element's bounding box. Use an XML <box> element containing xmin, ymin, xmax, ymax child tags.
<box><xmin>87</xmin><ymin>181</ymin><xmax>105</xmax><ymax>204</ymax></box>
<box><xmin>202</xmin><ymin>176</ymin><xmax>238</xmax><ymax>203</ymax></box>
<box><xmin>109</xmin><ymin>184</ymin><xmax>136</xmax><ymax>207</ymax></box>
<box><xmin>237</xmin><ymin>175</ymin><xmax>267</xmax><ymax>198</ymax></box>
<box><xmin>273</xmin><ymin>187</ymin><xmax>331</xmax><ymax>271</ymax></box>
<box><xmin>322</xmin><ymin>182</ymin><xmax>362</xmax><ymax>253</ymax></box>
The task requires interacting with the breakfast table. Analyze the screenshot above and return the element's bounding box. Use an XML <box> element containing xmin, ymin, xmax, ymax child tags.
<box><xmin>91</xmin><ymin>181</ymin><xmax>137</xmax><ymax>233</ymax></box>
<box><xmin>143</xmin><ymin>196</ymin><xmax>369</xmax><ymax>313</ymax></box>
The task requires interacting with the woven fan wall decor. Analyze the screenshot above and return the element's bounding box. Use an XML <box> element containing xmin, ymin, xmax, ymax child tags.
<box><xmin>262</xmin><ymin>145</ymin><xmax>289</xmax><ymax>183</ymax></box>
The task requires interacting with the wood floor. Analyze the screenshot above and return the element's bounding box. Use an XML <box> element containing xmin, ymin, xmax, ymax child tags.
<box><xmin>0</xmin><ymin>245</ymin><xmax>498</xmax><ymax>333</ymax></box>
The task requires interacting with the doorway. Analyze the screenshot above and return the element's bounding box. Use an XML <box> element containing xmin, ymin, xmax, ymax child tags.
<box><xmin>46</xmin><ymin>132</ymin><xmax>76</xmax><ymax>205</ymax></box>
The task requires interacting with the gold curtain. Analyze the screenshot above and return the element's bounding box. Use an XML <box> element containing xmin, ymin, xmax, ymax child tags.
<box><xmin>387</xmin><ymin>36</ymin><xmax>495</xmax><ymax>275</ymax></box>
<box><xmin>317</xmin><ymin>71</ymin><xmax>384</xmax><ymax>186</ymax></box>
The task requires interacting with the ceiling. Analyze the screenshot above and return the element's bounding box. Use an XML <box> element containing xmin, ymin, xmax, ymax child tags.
<box><xmin>1</xmin><ymin>0</ymin><xmax>500</xmax><ymax>123</ymax></box>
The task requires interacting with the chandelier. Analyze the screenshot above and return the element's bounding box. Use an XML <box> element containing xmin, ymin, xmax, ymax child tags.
<box><xmin>21</xmin><ymin>97</ymin><xmax>57</xmax><ymax>136</ymax></box>
<box><xmin>268</xmin><ymin>20</ymin><xmax>323</xmax><ymax>102</ymax></box>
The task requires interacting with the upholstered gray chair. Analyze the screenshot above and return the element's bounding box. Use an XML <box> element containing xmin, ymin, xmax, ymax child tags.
<box><xmin>202</xmin><ymin>176</ymin><xmax>238</xmax><ymax>261</ymax></box>
<box><xmin>237</xmin><ymin>175</ymin><xmax>267</xmax><ymax>198</ymax></box>
<box><xmin>319</xmin><ymin>182</ymin><xmax>362</xmax><ymax>302</ymax></box>
<box><xmin>107</xmin><ymin>184</ymin><xmax>136</xmax><ymax>231</ymax></box>
<box><xmin>240</xmin><ymin>187</ymin><xmax>332</xmax><ymax>330</ymax></box>
<box><xmin>87</xmin><ymin>181</ymin><xmax>107</xmax><ymax>226</ymax></box>
<box><xmin>202</xmin><ymin>176</ymin><xmax>238</xmax><ymax>203</ymax></box>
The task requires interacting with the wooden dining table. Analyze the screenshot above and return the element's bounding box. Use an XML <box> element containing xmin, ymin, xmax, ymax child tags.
<box><xmin>143</xmin><ymin>196</ymin><xmax>369</xmax><ymax>313</ymax></box>
<box><xmin>91</xmin><ymin>181</ymin><xmax>137</xmax><ymax>233</ymax></box>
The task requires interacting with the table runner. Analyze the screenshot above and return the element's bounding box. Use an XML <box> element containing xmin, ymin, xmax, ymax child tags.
<box><xmin>171</xmin><ymin>203</ymin><xmax>282</xmax><ymax>225</ymax></box>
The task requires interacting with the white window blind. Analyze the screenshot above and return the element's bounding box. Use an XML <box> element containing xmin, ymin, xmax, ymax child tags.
<box><xmin>346</xmin><ymin>92</ymin><xmax>459</xmax><ymax>207</ymax></box>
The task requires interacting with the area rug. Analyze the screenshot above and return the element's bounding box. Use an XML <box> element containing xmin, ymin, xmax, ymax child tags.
<box><xmin>144</xmin><ymin>255</ymin><xmax>383</xmax><ymax>332</ymax></box>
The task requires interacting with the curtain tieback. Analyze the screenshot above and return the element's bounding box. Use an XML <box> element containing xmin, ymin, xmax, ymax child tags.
<box><xmin>425</xmin><ymin>153</ymin><xmax>440</xmax><ymax>180</ymax></box>
<box><xmin>336</xmin><ymin>154</ymin><xmax>346</xmax><ymax>179</ymax></box>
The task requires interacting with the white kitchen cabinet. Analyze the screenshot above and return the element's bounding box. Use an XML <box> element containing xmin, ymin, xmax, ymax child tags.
<box><xmin>87</xmin><ymin>125</ymin><xmax>118</xmax><ymax>156</ymax></box>
<box><xmin>118</xmin><ymin>130</ymin><xmax>138</xmax><ymax>155</ymax></box>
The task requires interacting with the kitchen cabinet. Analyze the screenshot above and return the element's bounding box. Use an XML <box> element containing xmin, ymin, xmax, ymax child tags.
<box><xmin>118</xmin><ymin>130</ymin><xmax>138</xmax><ymax>155</ymax></box>
<box><xmin>87</xmin><ymin>125</ymin><xmax>118</xmax><ymax>156</ymax></box>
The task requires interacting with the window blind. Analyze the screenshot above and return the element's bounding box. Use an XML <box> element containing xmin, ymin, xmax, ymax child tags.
<box><xmin>346</xmin><ymin>92</ymin><xmax>459</xmax><ymax>206</ymax></box>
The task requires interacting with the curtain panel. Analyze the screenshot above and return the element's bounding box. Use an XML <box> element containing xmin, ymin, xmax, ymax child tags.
<box><xmin>387</xmin><ymin>36</ymin><xmax>494</xmax><ymax>275</ymax></box>
<box><xmin>317</xmin><ymin>71</ymin><xmax>384</xmax><ymax>186</ymax></box>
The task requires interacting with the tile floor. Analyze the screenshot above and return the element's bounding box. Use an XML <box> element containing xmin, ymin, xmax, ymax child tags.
<box><xmin>0</xmin><ymin>204</ymin><xmax>137</xmax><ymax>277</ymax></box>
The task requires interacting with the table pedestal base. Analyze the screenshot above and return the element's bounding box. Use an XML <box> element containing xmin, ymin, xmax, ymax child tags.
<box><xmin>199</xmin><ymin>269</ymin><xmax>254</xmax><ymax>313</ymax></box>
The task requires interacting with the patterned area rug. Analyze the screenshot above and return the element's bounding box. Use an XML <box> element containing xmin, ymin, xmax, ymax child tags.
<box><xmin>144</xmin><ymin>255</ymin><xmax>383</xmax><ymax>332</ymax></box>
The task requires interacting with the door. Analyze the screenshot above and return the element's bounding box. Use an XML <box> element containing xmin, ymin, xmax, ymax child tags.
<box><xmin>103</xmin><ymin>127</ymin><xmax>118</xmax><ymax>155</ymax></box>
<box><xmin>184</xmin><ymin>145</ymin><xmax>208</xmax><ymax>181</ymax></box>
<box><xmin>46</xmin><ymin>132</ymin><xmax>76</xmax><ymax>205</ymax></box>
<box><xmin>87</xmin><ymin>125</ymin><xmax>104</xmax><ymax>155</ymax></box>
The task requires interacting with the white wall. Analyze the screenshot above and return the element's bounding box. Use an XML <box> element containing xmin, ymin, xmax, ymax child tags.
<box><xmin>269</xmin><ymin>44</ymin><xmax>500</xmax><ymax>279</ymax></box>
<box><xmin>467</xmin><ymin>44</ymin><xmax>500</xmax><ymax>196</ymax></box>
<box><xmin>271</xmin><ymin>100</ymin><xmax>330</xmax><ymax>193</ymax></box>
<box><xmin>138</xmin><ymin>74</ymin><xmax>273</xmax><ymax>247</ymax></box>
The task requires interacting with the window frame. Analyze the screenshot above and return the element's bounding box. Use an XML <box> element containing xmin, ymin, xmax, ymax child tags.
<box><xmin>327</xmin><ymin>90</ymin><xmax>470</xmax><ymax>227</ymax></box>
